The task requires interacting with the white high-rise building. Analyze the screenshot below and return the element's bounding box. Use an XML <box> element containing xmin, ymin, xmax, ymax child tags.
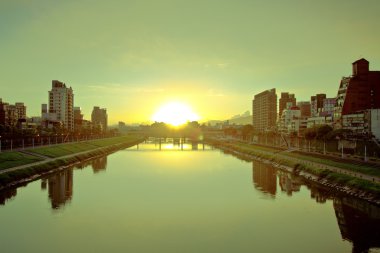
<box><xmin>48</xmin><ymin>80</ymin><xmax>74</xmax><ymax>130</ymax></box>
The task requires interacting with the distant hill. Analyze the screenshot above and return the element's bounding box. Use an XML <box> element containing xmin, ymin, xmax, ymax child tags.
<box><xmin>228</xmin><ymin>115</ymin><xmax>252</xmax><ymax>125</ymax></box>
<box><xmin>206</xmin><ymin>115</ymin><xmax>252</xmax><ymax>126</ymax></box>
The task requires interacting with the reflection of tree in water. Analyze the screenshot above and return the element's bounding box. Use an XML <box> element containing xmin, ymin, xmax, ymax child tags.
<box><xmin>91</xmin><ymin>156</ymin><xmax>107</xmax><ymax>173</ymax></box>
<box><xmin>0</xmin><ymin>188</ymin><xmax>17</xmax><ymax>205</ymax></box>
<box><xmin>42</xmin><ymin>169</ymin><xmax>73</xmax><ymax>209</ymax></box>
<box><xmin>333</xmin><ymin>197</ymin><xmax>380</xmax><ymax>253</ymax></box>
<box><xmin>278</xmin><ymin>172</ymin><xmax>301</xmax><ymax>196</ymax></box>
<box><xmin>252</xmin><ymin>161</ymin><xmax>277</xmax><ymax>197</ymax></box>
<box><xmin>305</xmin><ymin>184</ymin><xmax>333</xmax><ymax>204</ymax></box>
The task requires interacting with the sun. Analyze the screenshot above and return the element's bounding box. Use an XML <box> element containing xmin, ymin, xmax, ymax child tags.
<box><xmin>152</xmin><ymin>101</ymin><xmax>200</xmax><ymax>126</ymax></box>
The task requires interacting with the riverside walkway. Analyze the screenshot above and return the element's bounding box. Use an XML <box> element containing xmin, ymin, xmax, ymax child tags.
<box><xmin>0</xmin><ymin>143</ymin><xmax>123</xmax><ymax>175</ymax></box>
<box><xmin>211</xmin><ymin>138</ymin><xmax>380</xmax><ymax>184</ymax></box>
<box><xmin>0</xmin><ymin>135</ymin><xmax>144</xmax><ymax>177</ymax></box>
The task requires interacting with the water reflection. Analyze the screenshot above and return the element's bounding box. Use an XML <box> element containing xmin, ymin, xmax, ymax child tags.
<box><xmin>252</xmin><ymin>161</ymin><xmax>277</xmax><ymax>197</ymax></box>
<box><xmin>0</xmin><ymin>148</ymin><xmax>379</xmax><ymax>253</ymax></box>
<box><xmin>0</xmin><ymin>188</ymin><xmax>17</xmax><ymax>205</ymax></box>
<box><xmin>41</xmin><ymin>169</ymin><xmax>73</xmax><ymax>209</ymax></box>
<box><xmin>251</xmin><ymin>160</ymin><xmax>380</xmax><ymax>252</ymax></box>
<box><xmin>91</xmin><ymin>156</ymin><xmax>107</xmax><ymax>173</ymax></box>
<box><xmin>278</xmin><ymin>172</ymin><xmax>301</xmax><ymax>196</ymax></box>
<box><xmin>334</xmin><ymin>197</ymin><xmax>380</xmax><ymax>253</ymax></box>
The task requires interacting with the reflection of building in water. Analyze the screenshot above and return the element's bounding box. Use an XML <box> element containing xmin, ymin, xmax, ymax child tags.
<box><xmin>309</xmin><ymin>185</ymin><xmax>329</xmax><ymax>203</ymax></box>
<box><xmin>91</xmin><ymin>156</ymin><xmax>107</xmax><ymax>173</ymax></box>
<box><xmin>333</xmin><ymin>197</ymin><xmax>380</xmax><ymax>253</ymax></box>
<box><xmin>0</xmin><ymin>188</ymin><xmax>17</xmax><ymax>205</ymax></box>
<box><xmin>41</xmin><ymin>179</ymin><xmax>47</xmax><ymax>190</ymax></box>
<box><xmin>252</xmin><ymin>161</ymin><xmax>277</xmax><ymax>197</ymax></box>
<box><xmin>47</xmin><ymin>169</ymin><xmax>73</xmax><ymax>209</ymax></box>
<box><xmin>278</xmin><ymin>173</ymin><xmax>301</xmax><ymax>196</ymax></box>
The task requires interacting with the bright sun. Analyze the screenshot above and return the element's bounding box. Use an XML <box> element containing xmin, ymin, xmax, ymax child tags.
<box><xmin>152</xmin><ymin>102</ymin><xmax>200</xmax><ymax>126</ymax></box>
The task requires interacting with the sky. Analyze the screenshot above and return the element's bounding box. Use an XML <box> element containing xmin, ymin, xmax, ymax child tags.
<box><xmin>1</xmin><ymin>0</ymin><xmax>380</xmax><ymax>124</ymax></box>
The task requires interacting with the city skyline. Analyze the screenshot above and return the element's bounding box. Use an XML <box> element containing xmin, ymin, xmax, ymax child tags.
<box><xmin>1</xmin><ymin>1</ymin><xmax>380</xmax><ymax>124</ymax></box>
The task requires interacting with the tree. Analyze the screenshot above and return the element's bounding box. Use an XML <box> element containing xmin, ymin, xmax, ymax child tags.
<box><xmin>241</xmin><ymin>124</ymin><xmax>254</xmax><ymax>140</ymax></box>
<box><xmin>316</xmin><ymin>125</ymin><xmax>333</xmax><ymax>140</ymax></box>
<box><xmin>223</xmin><ymin>127</ymin><xmax>237</xmax><ymax>136</ymax></box>
<box><xmin>304</xmin><ymin>127</ymin><xmax>317</xmax><ymax>140</ymax></box>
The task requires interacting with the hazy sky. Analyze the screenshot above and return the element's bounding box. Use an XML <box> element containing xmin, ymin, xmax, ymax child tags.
<box><xmin>1</xmin><ymin>0</ymin><xmax>379</xmax><ymax>124</ymax></box>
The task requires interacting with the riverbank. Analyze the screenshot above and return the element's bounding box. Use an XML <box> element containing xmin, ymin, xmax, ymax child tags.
<box><xmin>206</xmin><ymin>137</ymin><xmax>380</xmax><ymax>205</ymax></box>
<box><xmin>0</xmin><ymin>134</ymin><xmax>145</xmax><ymax>190</ymax></box>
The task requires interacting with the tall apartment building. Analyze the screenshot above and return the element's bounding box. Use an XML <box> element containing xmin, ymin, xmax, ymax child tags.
<box><xmin>320</xmin><ymin>98</ymin><xmax>336</xmax><ymax>117</ymax></box>
<box><xmin>279</xmin><ymin>92</ymin><xmax>296</xmax><ymax>117</ymax></box>
<box><xmin>91</xmin><ymin>106</ymin><xmax>108</xmax><ymax>131</ymax></box>
<box><xmin>311</xmin><ymin>93</ymin><xmax>326</xmax><ymax>117</ymax></box>
<box><xmin>334</xmin><ymin>58</ymin><xmax>380</xmax><ymax>128</ymax></box>
<box><xmin>74</xmin><ymin>107</ymin><xmax>84</xmax><ymax>131</ymax></box>
<box><xmin>297</xmin><ymin>101</ymin><xmax>311</xmax><ymax>118</ymax></box>
<box><xmin>0</xmin><ymin>99</ymin><xmax>26</xmax><ymax>127</ymax></box>
<box><xmin>48</xmin><ymin>80</ymin><xmax>74</xmax><ymax>130</ymax></box>
<box><xmin>15</xmin><ymin>103</ymin><xmax>26</xmax><ymax>119</ymax></box>
<box><xmin>252</xmin><ymin>88</ymin><xmax>277</xmax><ymax>132</ymax></box>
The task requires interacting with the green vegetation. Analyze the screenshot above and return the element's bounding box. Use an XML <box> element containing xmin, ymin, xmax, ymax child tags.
<box><xmin>0</xmin><ymin>134</ymin><xmax>144</xmax><ymax>172</ymax></box>
<box><xmin>212</xmin><ymin>139</ymin><xmax>380</xmax><ymax>177</ymax></box>
<box><xmin>0</xmin><ymin>152</ymin><xmax>43</xmax><ymax>170</ymax></box>
<box><xmin>0</xmin><ymin>134</ymin><xmax>145</xmax><ymax>187</ymax></box>
<box><xmin>206</xmin><ymin>137</ymin><xmax>380</xmax><ymax>196</ymax></box>
<box><xmin>29</xmin><ymin>135</ymin><xmax>143</xmax><ymax>158</ymax></box>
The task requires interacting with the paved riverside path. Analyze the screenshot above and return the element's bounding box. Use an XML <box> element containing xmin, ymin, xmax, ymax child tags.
<box><xmin>222</xmin><ymin>142</ymin><xmax>380</xmax><ymax>184</ymax></box>
<box><xmin>0</xmin><ymin>144</ymin><xmax>123</xmax><ymax>175</ymax></box>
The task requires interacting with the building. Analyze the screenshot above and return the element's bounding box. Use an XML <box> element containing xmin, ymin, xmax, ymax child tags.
<box><xmin>91</xmin><ymin>106</ymin><xmax>108</xmax><ymax>131</ymax></box>
<box><xmin>41</xmin><ymin>103</ymin><xmax>60</xmax><ymax>129</ymax></box>
<box><xmin>15</xmin><ymin>103</ymin><xmax>26</xmax><ymax>120</ymax></box>
<box><xmin>0</xmin><ymin>99</ymin><xmax>26</xmax><ymax>127</ymax></box>
<box><xmin>279</xmin><ymin>92</ymin><xmax>296</xmax><ymax>117</ymax></box>
<box><xmin>48</xmin><ymin>80</ymin><xmax>74</xmax><ymax>131</ymax></box>
<box><xmin>342</xmin><ymin>109</ymin><xmax>380</xmax><ymax>140</ymax></box>
<box><xmin>311</xmin><ymin>94</ymin><xmax>326</xmax><ymax>117</ymax></box>
<box><xmin>74</xmin><ymin>107</ymin><xmax>84</xmax><ymax>131</ymax></box>
<box><xmin>321</xmin><ymin>98</ymin><xmax>336</xmax><ymax>117</ymax></box>
<box><xmin>118</xmin><ymin>121</ymin><xmax>126</xmax><ymax>131</ymax></box>
<box><xmin>334</xmin><ymin>58</ymin><xmax>380</xmax><ymax>128</ymax></box>
<box><xmin>252</xmin><ymin>88</ymin><xmax>277</xmax><ymax>132</ymax></box>
<box><xmin>307</xmin><ymin>116</ymin><xmax>333</xmax><ymax>128</ymax></box>
<box><xmin>278</xmin><ymin>103</ymin><xmax>301</xmax><ymax>133</ymax></box>
<box><xmin>297</xmin><ymin>101</ymin><xmax>311</xmax><ymax>118</ymax></box>
<box><xmin>290</xmin><ymin>118</ymin><xmax>308</xmax><ymax>135</ymax></box>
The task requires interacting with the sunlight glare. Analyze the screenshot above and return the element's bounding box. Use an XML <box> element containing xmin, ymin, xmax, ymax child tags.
<box><xmin>152</xmin><ymin>102</ymin><xmax>200</xmax><ymax>126</ymax></box>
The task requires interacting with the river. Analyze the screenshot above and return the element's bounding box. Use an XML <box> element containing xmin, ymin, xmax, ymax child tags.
<box><xmin>0</xmin><ymin>141</ymin><xmax>379</xmax><ymax>253</ymax></box>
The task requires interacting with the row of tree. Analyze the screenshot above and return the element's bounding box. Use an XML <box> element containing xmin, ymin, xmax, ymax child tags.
<box><xmin>223</xmin><ymin>124</ymin><xmax>355</xmax><ymax>141</ymax></box>
<box><xmin>0</xmin><ymin>123</ymin><xmax>118</xmax><ymax>139</ymax></box>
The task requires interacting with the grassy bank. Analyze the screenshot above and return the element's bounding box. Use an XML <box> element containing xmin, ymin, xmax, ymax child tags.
<box><xmin>207</xmin><ymin>138</ymin><xmax>380</xmax><ymax>196</ymax></box>
<box><xmin>210</xmin><ymin>139</ymin><xmax>380</xmax><ymax>177</ymax></box>
<box><xmin>0</xmin><ymin>134</ymin><xmax>144</xmax><ymax>187</ymax></box>
<box><xmin>0</xmin><ymin>152</ymin><xmax>43</xmax><ymax>170</ymax></box>
<box><xmin>0</xmin><ymin>135</ymin><xmax>144</xmax><ymax>170</ymax></box>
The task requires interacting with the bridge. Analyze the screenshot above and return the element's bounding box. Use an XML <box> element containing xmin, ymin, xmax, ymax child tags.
<box><xmin>125</xmin><ymin>137</ymin><xmax>214</xmax><ymax>151</ymax></box>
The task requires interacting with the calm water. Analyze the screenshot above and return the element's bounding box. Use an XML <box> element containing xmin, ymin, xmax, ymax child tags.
<box><xmin>0</xmin><ymin>141</ymin><xmax>379</xmax><ymax>253</ymax></box>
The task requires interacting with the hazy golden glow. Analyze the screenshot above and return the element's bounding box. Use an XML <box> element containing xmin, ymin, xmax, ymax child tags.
<box><xmin>152</xmin><ymin>102</ymin><xmax>200</xmax><ymax>126</ymax></box>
